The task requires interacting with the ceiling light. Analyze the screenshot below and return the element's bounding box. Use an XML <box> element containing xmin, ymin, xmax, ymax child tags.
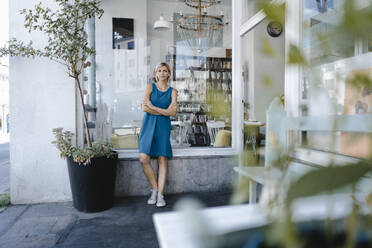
<box><xmin>154</xmin><ymin>14</ymin><xmax>170</xmax><ymax>30</ymax></box>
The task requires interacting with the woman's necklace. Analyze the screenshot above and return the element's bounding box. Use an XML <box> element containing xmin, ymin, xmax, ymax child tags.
<box><xmin>156</xmin><ymin>82</ymin><xmax>169</xmax><ymax>92</ymax></box>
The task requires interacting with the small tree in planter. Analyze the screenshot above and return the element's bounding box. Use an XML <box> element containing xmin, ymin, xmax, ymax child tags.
<box><xmin>0</xmin><ymin>0</ymin><xmax>118</xmax><ymax>212</ymax></box>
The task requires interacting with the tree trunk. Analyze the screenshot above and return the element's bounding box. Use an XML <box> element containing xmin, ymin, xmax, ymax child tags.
<box><xmin>75</xmin><ymin>77</ymin><xmax>92</xmax><ymax>147</ymax></box>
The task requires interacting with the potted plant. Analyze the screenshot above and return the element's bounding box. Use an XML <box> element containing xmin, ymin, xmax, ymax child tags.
<box><xmin>52</xmin><ymin>128</ymin><xmax>117</xmax><ymax>212</ymax></box>
<box><xmin>0</xmin><ymin>0</ymin><xmax>118</xmax><ymax>212</ymax></box>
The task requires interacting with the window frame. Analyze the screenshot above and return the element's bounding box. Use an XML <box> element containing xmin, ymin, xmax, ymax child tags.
<box><xmin>289</xmin><ymin>0</ymin><xmax>372</xmax><ymax>163</ymax></box>
<box><xmin>112</xmin><ymin>0</ymin><xmax>244</xmax><ymax>159</ymax></box>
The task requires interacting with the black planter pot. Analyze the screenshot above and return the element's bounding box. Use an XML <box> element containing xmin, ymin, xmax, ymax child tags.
<box><xmin>66</xmin><ymin>152</ymin><xmax>118</xmax><ymax>213</ymax></box>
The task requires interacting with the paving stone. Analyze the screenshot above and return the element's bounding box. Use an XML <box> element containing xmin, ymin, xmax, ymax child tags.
<box><xmin>0</xmin><ymin>159</ymin><xmax>10</xmax><ymax>193</ymax></box>
<box><xmin>0</xmin><ymin>191</ymin><xmax>231</xmax><ymax>248</ymax></box>
<box><xmin>21</xmin><ymin>202</ymin><xmax>75</xmax><ymax>218</ymax></box>
<box><xmin>0</xmin><ymin>205</ymin><xmax>28</xmax><ymax>237</ymax></box>
<box><xmin>0</xmin><ymin>234</ymin><xmax>57</xmax><ymax>248</ymax></box>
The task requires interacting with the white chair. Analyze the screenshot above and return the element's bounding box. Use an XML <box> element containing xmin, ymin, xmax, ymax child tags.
<box><xmin>179</xmin><ymin>121</ymin><xmax>192</xmax><ymax>146</ymax></box>
<box><xmin>206</xmin><ymin>121</ymin><xmax>225</xmax><ymax>146</ymax></box>
<box><xmin>237</xmin><ymin>97</ymin><xmax>314</xmax><ymax>204</ymax></box>
<box><xmin>170</xmin><ymin>121</ymin><xmax>191</xmax><ymax>147</ymax></box>
<box><xmin>234</xmin><ymin>96</ymin><xmax>371</xmax><ymax>204</ymax></box>
<box><xmin>234</xmin><ymin>97</ymin><xmax>287</xmax><ymax>204</ymax></box>
<box><xmin>244</xmin><ymin>120</ymin><xmax>265</xmax><ymax>156</ymax></box>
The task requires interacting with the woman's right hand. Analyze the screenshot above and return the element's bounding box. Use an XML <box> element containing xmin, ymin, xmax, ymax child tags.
<box><xmin>143</xmin><ymin>99</ymin><xmax>154</xmax><ymax>109</ymax></box>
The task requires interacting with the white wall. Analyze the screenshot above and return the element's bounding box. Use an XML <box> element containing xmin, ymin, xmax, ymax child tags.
<box><xmin>0</xmin><ymin>0</ymin><xmax>9</xmax><ymax>136</ymax></box>
<box><xmin>254</xmin><ymin>19</ymin><xmax>285</xmax><ymax>123</ymax></box>
<box><xmin>96</xmin><ymin>0</ymin><xmax>148</xmax><ymax>127</ymax></box>
<box><xmin>10</xmin><ymin>0</ymin><xmax>75</xmax><ymax>204</ymax></box>
<box><xmin>243</xmin><ymin>19</ymin><xmax>285</xmax><ymax>123</ymax></box>
<box><xmin>0</xmin><ymin>0</ymin><xmax>9</xmax><ymax>68</ymax></box>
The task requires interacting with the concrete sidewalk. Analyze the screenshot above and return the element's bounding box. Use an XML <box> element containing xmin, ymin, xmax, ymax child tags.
<box><xmin>0</xmin><ymin>142</ymin><xmax>9</xmax><ymax>193</ymax></box>
<box><xmin>0</xmin><ymin>191</ymin><xmax>231</xmax><ymax>248</ymax></box>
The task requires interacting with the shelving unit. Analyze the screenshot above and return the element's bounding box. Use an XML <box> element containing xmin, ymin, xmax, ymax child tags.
<box><xmin>169</xmin><ymin>54</ymin><xmax>232</xmax><ymax>147</ymax></box>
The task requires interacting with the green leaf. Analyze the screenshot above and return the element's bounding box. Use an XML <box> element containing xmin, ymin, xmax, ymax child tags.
<box><xmin>346</xmin><ymin>72</ymin><xmax>372</xmax><ymax>91</ymax></box>
<box><xmin>0</xmin><ymin>193</ymin><xmax>10</xmax><ymax>207</ymax></box>
<box><xmin>338</xmin><ymin>0</ymin><xmax>372</xmax><ymax>40</ymax></box>
<box><xmin>261</xmin><ymin>38</ymin><xmax>276</xmax><ymax>57</ymax></box>
<box><xmin>287</xmin><ymin>44</ymin><xmax>307</xmax><ymax>66</ymax></box>
<box><xmin>262</xmin><ymin>74</ymin><xmax>273</xmax><ymax>87</ymax></box>
<box><xmin>261</xmin><ymin>1</ymin><xmax>285</xmax><ymax>24</ymax></box>
<box><xmin>286</xmin><ymin>162</ymin><xmax>372</xmax><ymax>204</ymax></box>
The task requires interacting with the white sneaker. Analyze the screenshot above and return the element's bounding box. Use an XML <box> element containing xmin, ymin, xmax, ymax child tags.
<box><xmin>147</xmin><ymin>189</ymin><xmax>158</xmax><ymax>205</ymax></box>
<box><xmin>156</xmin><ymin>193</ymin><xmax>166</xmax><ymax>207</ymax></box>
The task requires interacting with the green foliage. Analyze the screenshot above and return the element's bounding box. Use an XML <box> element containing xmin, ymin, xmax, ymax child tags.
<box><xmin>206</xmin><ymin>89</ymin><xmax>231</xmax><ymax>121</ymax></box>
<box><xmin>0</xmin><ymin>0</ymin><xmax>103</xmax><ymax>78</ymax></box>
<box><xmin>192</xmin><ymin>1</ymin><xmax>372</xmax><ymax>247</ymax></box>
<box><xmin>261</xmin><ymin>38</ymin><xmax>276</xmax><ymax>58</ymax></box>
<box><xmin>230</xmin><ymin>175</ymin><xmax>251</xmax><ymax>205</ymax></box>
<box><xmin>0</xmin><ymin>193</ymin><xmax>10</xmax><ymax>207</ymax></box>
<box><xmin>0</xmin><ymin>0</ymin><xmax>105</xmax><ymax>148</ymax></box>
<box><xmin>90</xmin><ymin>141</ymin><xmax>116</xmax><ymax>158</ymax></box>
<box><xmin>260</xmin><ymin>1</ymin><xmax>285</xmax><ymax>25</ymax></box>
<box><xmin>286</xmin><ymin>162</ymin><xmax>372</xmax><ymax>205</ymax></box>
<box><xmin>339</xmin><ymin>0</ymin><xmax>372</xmax><ymax>41</ymax></box>
<box><xmin>347</xmin><ymin>72</ymin><xmax>372</xmax><ymax>91</ymax></box>
<box><xmin>288</xmin><ymin>44</ymin><xmax>307</xmax><ymax>66</ymax></box>
<box><xmin>52</xmin><ymin>128</ymin><xmax>115</xmax><ymax>165</ymax></box>
<box><xmin>262</xmin><ymin>74</ymin><xmax>273</xmax><ymax>87</ymax></box>
<box><xmin>52</xmin><ymin>128</ymin><xmax>76</xmax><ymax>159</ymax></box>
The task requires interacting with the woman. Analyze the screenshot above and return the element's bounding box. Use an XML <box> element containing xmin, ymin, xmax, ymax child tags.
<box><xmin>139</xmin><ymin>62</ymin><xmax>177</xmax><ymax>207</ymax></box>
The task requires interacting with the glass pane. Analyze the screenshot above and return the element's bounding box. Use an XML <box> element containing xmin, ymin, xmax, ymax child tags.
<box><xmin>241</xmin><ymin>17</ymin><xmax>285</xmax><ymax>152</ymax></box>
<box><xmin>301</xmin><ymin>0</ymin><xmax>372</xmax><ymax>158</ymax></box>
<box><xmin>94</xmin><ymin>0</ymin><xmax>233</xmax><ymax>150</ymax></box>
<box><xmin>303</xmin><ymin>0</ymin><xmax>354</xmax><ymax>67</ymax></box>
<box><xmin>242</xmin><ymin>0</ymin><xmax>261</xmax><ymax>25</ymax></box>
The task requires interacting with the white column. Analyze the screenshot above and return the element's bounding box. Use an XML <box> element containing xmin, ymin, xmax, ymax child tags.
<box><xmin>285</xmin><ymin>0</ymin><xmax>302</xmax><ymax>149</ymax></box>
<box><xmin>284</xmin><ymin>0</ymin><xmax>302</xmax><ymax>118</ymax></box>
<box><xmin>86</xmin><ymin>17</ymin><xmax>96</xmax><ymax>109</ymax></box>
<box><xmin>232</xmin><ymin>0</ymin><xmax>244</xmax><ymax>154</ymax></box>
<box><xmin>1</xmin><ymin>104</ymin><xmax>4</xmax><ymax>135</ymax></box>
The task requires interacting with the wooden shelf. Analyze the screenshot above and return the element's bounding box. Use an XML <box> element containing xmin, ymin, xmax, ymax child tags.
<box><xmin>178</xmin><ymin>111</ymin><xmax>198</xmax><ymax>114</ymax></box>
<box><xmin>188</xmin><ymin>66</ymin><xmax>232</xmax><ymax>72</ymax></box>
<box><xmin>178</xmin><ymin>100</ymin><xmax>208</xmax><ymax>103</ymax></box>
<box><xmin>171</xmin><ymin>55</ymin><xmax>232</xmax><ymax>138</ymax></box>
<box><xmin>171</xmin><ymin>54</ymin><xmax>232</xmax><ymax>61</ymax></box>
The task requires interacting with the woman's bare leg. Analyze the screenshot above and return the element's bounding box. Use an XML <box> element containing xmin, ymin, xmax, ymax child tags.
<box><xmin>157</xmin><ymin>156</ymin><xmax>168</xmax><ymax>194</ymax></box>
<box><xmin>139</xmin><ymin>153</ymin><xmax>158</xmax><ymax>190</ymax></box>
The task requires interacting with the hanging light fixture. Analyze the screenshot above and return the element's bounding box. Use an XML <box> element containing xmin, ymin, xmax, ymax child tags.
<box><xmin>154</xmin><ymin>14</ymin><xmax>170</xmax><ymax>30</ymax></box>
<box><xmin>176</xmin><ymin>0</ymin><xmax>227</xmax><ymax>54</ymax></box>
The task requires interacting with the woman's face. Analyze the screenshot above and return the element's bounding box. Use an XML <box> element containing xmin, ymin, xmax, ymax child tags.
<box><xmin>155</xmin><ymin>66</ymin><xmax>169</xmax><ymax>82</ymax></box>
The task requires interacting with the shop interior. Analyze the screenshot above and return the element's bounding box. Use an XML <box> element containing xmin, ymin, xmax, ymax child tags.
<box><xmin>84</xmin><ymin>0</ymin><xmax>286</xmax><ymax>152</ymax></box>
<box><xmin>91</xmin><ymin>0</ymin><xmax>234</xmax><ymax>149</ymax></box>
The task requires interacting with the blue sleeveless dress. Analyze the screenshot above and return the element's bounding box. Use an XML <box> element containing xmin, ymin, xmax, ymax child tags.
<box><xmin>139</xmin><ymin>83</ymin><xmax>173</xmax><ymax>158</ymax></box>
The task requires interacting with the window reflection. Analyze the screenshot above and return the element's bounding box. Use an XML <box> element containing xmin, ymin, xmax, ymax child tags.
<box><xmin>301</xmin><ymin>0</ymin><xmax>372</xmax><ymax>157</ymax></box>
<box><xmin>94</xmin><ymin>0</ymin><xmax>233</xmax><ymax>150</ymax></box>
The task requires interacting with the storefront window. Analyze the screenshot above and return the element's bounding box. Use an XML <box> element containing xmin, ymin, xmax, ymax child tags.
<box><xmin>94</xmin><ymin>0</ymin><xmax>232</xmax><ymax>150</ymax></box>
<box><xmin>242</xmin><ymin>0</ymin><xmax>261</xmax><ymax>24</ymax></box>
<box><xmin>301</xmin><ymin>0</ymin><xmax>372</xmax><ymax>157</ymax></box>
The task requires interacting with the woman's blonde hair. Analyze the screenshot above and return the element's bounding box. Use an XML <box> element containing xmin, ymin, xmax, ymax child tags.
<box><xmin>153</xmin><ymin>62</ymin><xmax>171</xmax><ymax>82</ymax></box>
